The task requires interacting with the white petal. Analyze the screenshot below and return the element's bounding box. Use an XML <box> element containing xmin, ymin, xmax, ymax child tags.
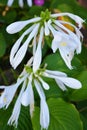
<box><xmin>21</xmin><ymin>75</ymin><xmax>34</xmax><ymax>115</ymax></box>
<box><xmin>8</xmin><ymin>80</ymin><xmax>26</xmax><ymax>127</ymax></box>
<box><xmin>38</xmin><ymin>77</ymin><xmax>50</xmax><ymax>90</ymax></box>
<box><xmin>27</xmin><ymin>0</ymin><xmax>32</xmax><ymax>6</ymax></box>
<box><xmin>33</xmin><ymin>27</ymin><xmax>44</xmax><ymax>72</ymax></box>
<box><xmin>0</xmin><ymin>75</ymin><xmax>26</xmax><ymax>109</ymax></box>
<box><xmin>34</xmin><ymin>79</ymin><xmax>45</xmax><ymax>100</ymax></box>
<box><xmin>58</xmin><ymin>20</ymin><xmax>83</xmax><ymax>39</ymax></box>
<box><xmin>55</xmin><ymin>79</ymin><xmax>67</xmax><ymax>91</ymax></box>
<box><xmin>6</xmin><ymin>17</ymin><xmax>41</xmax><ymax>34</ymax></box>
<box><xmin>10</xmin><ymin>24</ymin><xmax>35</xmax><ymax>65</ymax></box>
<box><xmin>51</xmin><ymin>38</ymin><xmax>59</xmax><ymax>53</ymax></box>
<box><xmin>45</xmin><ymin>70</ymin><xmax>67</xmax><ymax>77</ymax></box>
<box><xmin>59</xmin><ymin>48</ymin><xmax>73</xmax><ymax>69</ymax></box>
<box><xmin>44</xmin><ymin>22</ymin><xmax>50</xmax><ymax>36</ymax></box>
<box><xmin>57</xmin><ymin>77</ymin><xmax>82</xmax><ymax>89</ymax></box>
<box><xmin>19</xmin><ymin>0</ymin><xmax>24</xmax><ymax>7</ymax></box>
<box><xmin>40</xmin><ymin>99</ymin><xmax>49</xmax><ymax>129</ymax></box>
<box><xmin>51</xmin><ymin>13</ymin><xmax>84</xmax><ymax>29</ymax></box>
<box><xmin>11</xmin><ymin>24</ymin><xmax>40</xmax><ymax>69</ymax></box>
<box><xmin>7</xmin><ymin>0</ymin><xmax>14</xmax><ymax>6</ymax></box>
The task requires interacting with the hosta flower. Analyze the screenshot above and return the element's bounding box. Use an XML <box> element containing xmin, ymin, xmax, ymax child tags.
<box><xmin>7</xmin><ymin>0</ymin><xmax>32</xmax><ymax>7</ymax></box>
<box><xmin>6</xmin><ymin>10</ymin><xmax>84</xmax><ymax>69</ymax></box>
<box><xmin>0</xmin><ymin>58</ymin><xmax>82</xmax><ymax>128</ymax></box>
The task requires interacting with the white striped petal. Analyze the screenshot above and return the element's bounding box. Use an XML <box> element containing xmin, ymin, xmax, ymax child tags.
<box><xmin>33</xmin><ymin>27</ymin><xmax>44</xmax><ymax>72</ymax></box>
<box><xmin>6</xmin><ymin>17</ymin><xmax>41</xmax><ymax>34</ymax></box>
<box><xmin>7</xmin><ymin>0</ymin><xmax>14</xmax><ymax>6</ymax></box>
<box><xmin>34</xmin><ymin>79</ymin><xmax>50</xmax><ymax>129</ymax></box>
<box><xmin>11</xmin><ymin>24</ymin><xmax>40</xmax><ymax>69</ymax></box>
<box><xmin>8</xmin><ymin>80</ymin><xmax>26</xmax><ymax>127</ymax></box>
<box><xmin>57</xmin><ymin>77</ymin><xmax>82</xmax><ymax>89</ymax></box>
<box><xmin>10</xmin><ymin>24</ymin><xmax>35</xmax><ymax>65</ymax></box>
<box><xmin>21</xmin><ymin>75</ymin><xmax>34</xmax><ymax>117</ymax></box>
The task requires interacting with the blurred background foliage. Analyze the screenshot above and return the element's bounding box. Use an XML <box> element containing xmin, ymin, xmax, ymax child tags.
<box><xmin>0</xmin><ymin>0</ymin><xmax>87</xmax><ymax>130</ymax></box>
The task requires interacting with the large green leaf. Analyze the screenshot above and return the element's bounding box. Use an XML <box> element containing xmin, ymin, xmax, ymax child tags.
<box><xmin>0</xmin><ymin>106</ymin><xmax>33</xmax><ymax>130</ymax></box>
<box><xmin>70</xmin><ymin>71</ymin><xmax>87</xmax><ymax>101</ymax></box>
<box><xmin>32</xmin><ymin>98</ymin><xmax>83</xmax><ymax>130</ymax></box>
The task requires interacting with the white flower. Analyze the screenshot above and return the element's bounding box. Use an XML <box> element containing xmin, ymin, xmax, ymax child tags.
<box><xmin>0</xmin><ymin>57</ymin><xmax>82</xmax><ymax>129</ymax></box>
<box><xmin>7</xmin><ymin>0</ymin><xmax>32</xmax><ymax>7</ymax></box>
<box><xmin>6</xmin><ymin>10</ymin><xmax>84</xmax><ymax>69</ymax></box>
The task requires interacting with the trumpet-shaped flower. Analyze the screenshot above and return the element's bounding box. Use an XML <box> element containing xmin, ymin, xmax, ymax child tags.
<box><xmin>6</xmin><ymin>10</ymin><xmax>84</xmax><ymax>70</ymax></box>
<box><xmin>0</xmin><ymin>57</ymin><xmax>82</xmax><ymax>129</ymax></box>
<box><xmin>7</xmin><ymin>0</ymin><xmax>32</xmax><ymax>7</ymax></box>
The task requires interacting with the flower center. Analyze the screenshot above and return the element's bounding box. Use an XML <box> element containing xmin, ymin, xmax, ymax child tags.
<box><xmin>60</xmin><ymin>42</ymin><xmax>67</xmax><ymax>47</ymax></box>
<box><xmin>40</xmin><ymin>9</ymin><xmax>51</xmax><ymax>22</ymax></box>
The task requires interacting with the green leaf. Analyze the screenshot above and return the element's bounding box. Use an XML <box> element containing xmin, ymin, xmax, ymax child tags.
<box><xmin>0</xmin><ymin>106</ymin><xmax>33</xmax><ymax>130</ymax></box>
<box><xmin>70</xmin><ymin>71</ymin><xmax>87</xmax><ymax>101</ymax></box>
<box><xmin>32</xmin><ymin>98</ymin><xmax>83</xmax><ymax>130</ymax></box>
<box><xmin>0</xmin><ymin>33</ymin><xmax>6</xmax><ymax>57</ymax></box>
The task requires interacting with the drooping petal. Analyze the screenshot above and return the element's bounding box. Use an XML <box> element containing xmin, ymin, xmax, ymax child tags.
<box><xmin>10</xmin><ymin>24</ymin><xmax>35</xmax><ymax>65</ymax></box>
<box><xmin>27</xmin><ymin>0</ymin><xmax>32</xmax><ymax>6</ymax></box>
<box><xmin>40</xmin><ymin>99</ymin><xmax>50</xmax><ymax>129</ymax></box>
<box><xmin>0</xmin><ymin>84</ymin><xmax>17</xmax><ymax>109</ymax></box>
<box><xmin>51</xmin><ymin>12</ymin><xmax>84</xmax><ymax>29</ymax></box>
<box><xmin>33</xmin><ymin>27</ymin><xmax>44</xmax><ymax>72</ymax></box>
<box><xmin>11</xmin><ymin>24</ymin><xmax>40</xmax><ymax>69</ymax></box>
<box><xmin>7</xmin><ymin>0</ymin><xmax>14</xmax><ymax>6</ymax></box>
<box><xmin>0</xmin><ymin>74</ymin><xmax>26</xmax><ymax>109</ymax></box>
<box><xmin>8</xmin><ymin>80</ymin><xmax>26</xmax><ymax>127</ymax></box>
<box><xmin>59</xmin><ymin>48</ymin><xmax>73</xmax><ymax>69</ymax></box>
<box><xmin>34</xmin><ymin>79</ymin><xmax>50</xmax><ymax>129</ymax></box>
<box><xmin>6</xmin><ymin>17</ymin><xmax>41</xmax><ymax>34</ymax></box>
<box><xmin>38</xmin><ymin>77</ymin><xmax>50</xmax><ymax>90</ymax></box>
<box><xmin>54</xmin><ymin>20</ymin><xmax>82</xmax><ymax>54</ymax></box>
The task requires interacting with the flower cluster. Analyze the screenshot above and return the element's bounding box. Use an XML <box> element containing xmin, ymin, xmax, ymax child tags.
<box><xmin>0</xmin><ymin>8</ymin><xmax>84</xmax><ymax>130</ymax></box>
<box><xmin>6</xmin><ymin>10</ymin><xmax>84</xmax><ymax>70</ymax></box>
<box><xmin>0</xmin><ymin>58</ymin><xmax>81</xmax><ymax>129</ymax></box>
